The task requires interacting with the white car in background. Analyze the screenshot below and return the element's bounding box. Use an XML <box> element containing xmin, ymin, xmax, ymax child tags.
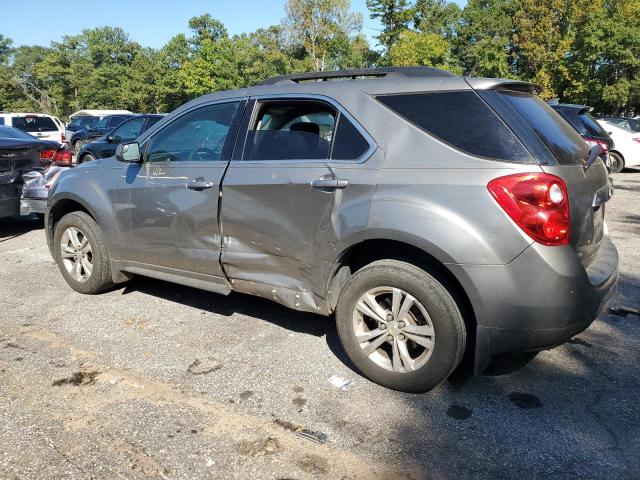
<box><xmin>598</xmin><ymin>119</ymin><xmax>640</xmax><ymax>172</ymax></box>
<box><xmin>0</xmin><ymin>112</ymin><xmax>66</xmax><ymax>145</ymax></box>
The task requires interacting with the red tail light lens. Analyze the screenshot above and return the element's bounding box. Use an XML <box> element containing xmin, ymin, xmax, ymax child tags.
<box><xmin>488</xmin><ymin>173</ymin><xmax>570</xmax><ymax>246</ymax></box>
<box><xmin>40</xmin><ymin>149</ymin><xmax>56</xmax><ymax>161</ymax></box>
<box><xmin>633</xmin><ymin>138</ymin><xmax>640</xmax><ymax>144</ymax></box>
<box><xmin>53</xmin><ymin>146</ymin><xmax>72</xmax><ymax>166</ymax></box>
<box><xmin>584</xmin><ymin>138</ymin><xmax>609</xmax><ymax>152</ymax></box>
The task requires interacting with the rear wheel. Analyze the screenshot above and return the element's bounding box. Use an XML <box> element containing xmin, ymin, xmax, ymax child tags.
<box><xmin>54</xmin><ymin>211</ymin><xmax>114</xmax><ymax>294</ymax></box>
<box><xmin>609</xmin><ymin>151</ymin><xmax>625</xmax><ymax>173</ymax></box>
<box><xmin>335</xmin><ymin>260</ymin><xmax>466</xmax><ymax>393</ymax></box>
<box><xmin>72</xmin><ymin>140</ymin><xmax>82</xmax><ymax>155</ymax></box>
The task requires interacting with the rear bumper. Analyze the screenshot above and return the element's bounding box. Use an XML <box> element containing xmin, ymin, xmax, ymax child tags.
<box><xmin>449</xmin><ymin>235</ymin><xmax>619</xmax><ymax>374</ymax></box>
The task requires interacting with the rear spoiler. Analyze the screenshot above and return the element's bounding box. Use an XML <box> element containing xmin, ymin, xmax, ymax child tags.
<box><xmin>465</xmin><ymin>78</ymin><xmax>542</xmax><ymax>95</ymax></box>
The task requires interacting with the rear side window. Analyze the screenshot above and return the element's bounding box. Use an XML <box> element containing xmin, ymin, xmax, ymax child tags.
<box><xmin>108</xmin><ymin>116</ymin><xmax>126</xmax><ymax>127</ymax></box>
<box><xmin>331</xmin><ymin>115</ymin><xmax>370</xmax><ymax>160</ymax></box>
<box><xmin>580</xmin><ymin>112</ymin><xmax>608</xmax><ymax>137</ymax></box>
<box><xmin>500</xmin><ymin>91</ymin><xmax>587</xmax><ymax>165</ymax></box>
<box><xmin>12</xmin><ymin>116</ymin><xmax>57</xmax><ymax>133</ymax></box>
<box><xmin>377</xmin><ymin>91</ymin><xmax>531</xmax><ymax>162</ymax></box>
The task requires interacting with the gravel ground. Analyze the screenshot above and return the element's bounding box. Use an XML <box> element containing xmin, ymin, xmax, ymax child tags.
<box><xmin>1</xmin><ymin>170</ymin><xmax>639</xmax><ymax>480</ymax></box>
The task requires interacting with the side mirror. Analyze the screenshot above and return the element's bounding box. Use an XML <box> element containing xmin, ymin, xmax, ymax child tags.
<box><xmin>116</xmin><ymin>142</ymin><xmax>142</xmax><ymax>163</ymax></box>
<box><xmin>106</xmin><ymin>134</ymin><xmax>120</xmax><ymax>143</ymax></box>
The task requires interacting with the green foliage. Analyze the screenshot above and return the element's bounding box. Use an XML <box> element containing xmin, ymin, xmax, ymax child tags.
<box><xmin>1</xmin><ymin>0</ymin><xmax>639</xmax><ymax>117</ymax></box>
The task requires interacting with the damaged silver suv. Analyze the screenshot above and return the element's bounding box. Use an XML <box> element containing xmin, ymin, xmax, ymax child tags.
<box><xmin>46</xmin><ymin>67</ymin><xmax>618</xmax><ymax>392</ymax></box>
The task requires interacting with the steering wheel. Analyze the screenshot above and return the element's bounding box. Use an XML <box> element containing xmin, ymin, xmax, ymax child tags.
<box><xmin>188</xmin><ymin>147</ymin><xmax>218</xmax><ymax>162</ymax></box>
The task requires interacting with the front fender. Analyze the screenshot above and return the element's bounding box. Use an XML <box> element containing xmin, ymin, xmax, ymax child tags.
<box><xmin>47</xmin><ymin>161</ymin><xmax>121</xmax><ymax>255</ymax></box>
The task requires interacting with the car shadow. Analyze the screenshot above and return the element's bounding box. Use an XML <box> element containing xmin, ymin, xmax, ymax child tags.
<box><xmin>121</xmin><ymin>276</ymin><xmax>356</xmax><ymax>370</ymax></box>
<box><xmin>0</xmin><ymin>215</ymin><xmax>44</xmax><ymax>242</ymax></box>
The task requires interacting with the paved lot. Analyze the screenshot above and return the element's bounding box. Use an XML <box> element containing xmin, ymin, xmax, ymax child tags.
<box><xmin>1</xmin><ymin>171</ymin><xmax>639</xmax><ymax>480</ymax></box>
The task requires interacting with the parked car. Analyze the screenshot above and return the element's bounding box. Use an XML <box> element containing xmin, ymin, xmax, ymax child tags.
<box><xmin>76</xmin><ymin>114</ymin><xmax>165</xmax><ymax>164</ymax></box>
<box><xmin>0</xmin><ymin>112</ymin><xmax>66</xmax><ymax>145</ymax></box>
<box><xmin>46</xmin><ymin>67</ymin><xmax>618</xmax><ymax>392</ymax></box>
<box><xmin>65</xmin><ymin>115</ymin><xmax>100</xmax><ymax>140</ymax></box>
<box><xmin>548</xmin><ymin>103</ymin><xmax>614</xmax><ymax>166</ymax></box>
<box><xmin>0</xmin><ymin>125</ymin><xmax>71</xmax><ymax>219</ymax></box>
<box><xmin>597</xmin><ymin>119</ymin><xmax>640</xmax><ymax>171</ymax></box>
<box><xmin>69</xmin><ymin>114</ymin><xmax>136</xmax><ymax>154</ymax></box>
<box><xmin>599</xmin><ymin>116</ymin><xmax>640</xmax><ymax>133</ymax></box>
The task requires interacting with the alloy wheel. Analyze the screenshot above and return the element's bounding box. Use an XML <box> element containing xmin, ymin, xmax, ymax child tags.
<box><xmin>60</xmin><ymin>227</ymin><xmax>93</xmax><ymax>282</ymax></box>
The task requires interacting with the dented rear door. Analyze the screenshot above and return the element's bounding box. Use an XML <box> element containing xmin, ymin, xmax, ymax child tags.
<box><xmin>219</xmin><ymin>96</ymin><xmax>380</xmax><ymax>312</ymax></box>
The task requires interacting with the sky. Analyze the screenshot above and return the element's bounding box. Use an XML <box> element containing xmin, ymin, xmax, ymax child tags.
<box><xmin>0</xmin><ymin>0</ymin><xmax>466</xmax><ymax>50</ymax></box>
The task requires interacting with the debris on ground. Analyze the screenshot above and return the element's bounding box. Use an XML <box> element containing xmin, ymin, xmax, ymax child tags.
<box><xmin>608</xmin><ymin>306</ymin><xmax>640</xmax><ymax>318</ymax></box>
<box><xmin>328</xmin><ymin>375</ymin><xmax>354</xmax><ymax>391</ymax></box>
<box><xmin>187</xmin><ymin>358</ymin><xmax>222</xmax><ymax>375</ymax></box>
<box><xmin>52</xmin><ymin>370</ymin><xmax>100</xmax><ymax>387</ymax></box>
<box><xmin>273</xmin><ymin>419</ymin><xmax>328</xmax><ymax>444</ymax></box>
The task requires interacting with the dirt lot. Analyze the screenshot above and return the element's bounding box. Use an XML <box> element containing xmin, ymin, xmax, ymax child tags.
<box><xmin>1</xmin><ymin>171</ymin><xmax>639</xmax><ymax>480</ymax></box>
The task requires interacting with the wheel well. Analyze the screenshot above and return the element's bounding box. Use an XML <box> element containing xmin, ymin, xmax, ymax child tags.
<box><xmin>328</xmin><ymin>239</ymin><xmax>478</xmax><ymax>371</ymax></box>
<box><xmin>609</xmin><ymin>149</ymin><xmax>624</xmax><ymax>160</ymax></box>
<box><xmin>48</xmin><ymin>199</ymin><xmax>93</xmax><ymax>233</ymax></box>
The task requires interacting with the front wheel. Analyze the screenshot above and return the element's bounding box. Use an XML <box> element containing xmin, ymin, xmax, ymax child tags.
<box><xmin>335</xmin><ymin>260</ymin><xmax>466</xmax><ymax>393</ymax></box>
<box><xmin>53</xmin><ymin>211</ymin><xmax>114</xmax><ymax>294</ymax></box>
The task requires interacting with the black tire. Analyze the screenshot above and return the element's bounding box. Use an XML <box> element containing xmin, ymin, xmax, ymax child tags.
<box><xmin>79</xmin><ymin>153</ymin><xmax>95</xmax><ymax>164</ymax></box>
<box><xmin>335</xmin><ymin>260</ymin><xmax>466</xmax><ymax>393</ymax></box>
<box><xmin>72</xmin><ymin>140</ymin><xmax>82</xmax><ymax>155</ymax></box>
<box><xmin>53</xmin><ymin>211</ymin><xmax>114</xmax><ymax>294</ymax></box>
<box><xmin>609</xmin><ymin>151</ymin><xmax>625</xmax><ymax>173</ymax></box>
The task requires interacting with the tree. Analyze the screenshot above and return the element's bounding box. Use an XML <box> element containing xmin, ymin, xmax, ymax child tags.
<box><xmin>388</xmin><ymin>30</ymin><xmax>460</xmax><ymax>73</ymax></box>
<box><xmin>366</xmin><ymin>0</ymin><xmax>414</xmax><ymax>52</ymax></box>
<box><xmin>188</xmin><ymin>14</ymin><xmax>228</xmax><ymax>46</ymax></box>
<box><xmin>414</xmin><ymin>0</ymin><xmax>461</xmax><ymax>38</ymax></box>
<box><xmin>284</xmin><ymin>0</ymin><xmax>363</xmax><ymax>71</ymax></box>
<box><xmin>455</xmin><ymin>0</ymin><xmax>516</xmax><ymax>78</ymax></box>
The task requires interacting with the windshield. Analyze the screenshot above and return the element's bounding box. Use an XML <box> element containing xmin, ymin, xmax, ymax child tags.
<box><xmin>93</xmin><ymin>116</ymin><xmax>109</xmax><ymax>129</ymax></box>
<box><xmin>0</xmin><ymin>125</ymin><xmax>36</xmax><ymax>140</ymax></box>
<box><xmin>70</xmin><ymin>116</ymin><xmax>98</xmax><ymax>127</ymax></box>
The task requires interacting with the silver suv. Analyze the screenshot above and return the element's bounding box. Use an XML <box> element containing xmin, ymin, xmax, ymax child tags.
<box><xmin>46</xmin><ymin>67</ymin><xmax>618</xmax><ymax>392</ymax></box>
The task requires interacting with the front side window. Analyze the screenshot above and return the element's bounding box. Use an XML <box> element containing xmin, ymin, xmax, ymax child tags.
<box><xmin>146</xmin><ymin>102</ymin><xmax>240</xmax><ymax>163</ymax></box>
<box><xmin>377</xmin><ymin>91</ymin><xmax>531</xmax><ymax>162</ymax></box>
<box><xmin>112</xmin><ymin>117</ymin><xmax>145</xmax><ymax>141</ymax></box>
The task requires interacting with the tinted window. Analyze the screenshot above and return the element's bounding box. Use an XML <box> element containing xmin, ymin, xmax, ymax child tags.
<box><xmin>377</xmin><ymin>91</ymin><xmax>531</xmax><ymax>162</ymax></box>
<box><xmin>580</xmin><ymin>112</ymin><xmax>608</xmax><ymax>137</ymax></box>
<box><xmin>500</xmin><ymin>91</ymin><xmax>587</xmax><ymax>165</ymax></box>
<box><xmin>112</xmin><ymin>117</ymin><xmax>145</xmax><ymax>141</ymax></box>
<box><xmin>0</xmin><ymin>125</ymin><xmax>33</xmax><ymax>139</ymax></box>
<box><xmin>244</xmin><ymin>101</ymin><xmax>336</xmax><ymax>161</ymax></box>
<box><xmin>332</xmin><ymin>115</ymin><xmax>370</xmax><ymax>160</ymax></box>
<box><xmin>108</xmin><ymin>116</ymin><xmax>126</xmax><ymax>127</ymax></box>
<box><xmin>146</xmin><ymin>102</ymin><xmax>239</xmax><ymax>163</ymax></box>
<box><xmin>12</xmin><ymin>116</ymin><xmax>57</xmax><ymax>133</ymax></box>
<box><xmin>0</xmin><ymin>118</ymin><xmax>4</xmax><ymax>125</ymax></box>
<box><xmin>145</xmin><ymin>117</ymin><xmax>162</xmax><ymax>131</ymax></box>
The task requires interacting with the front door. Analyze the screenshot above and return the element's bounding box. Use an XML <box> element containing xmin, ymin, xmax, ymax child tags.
<box><xmin>220</xmin><ymin>97</ymin><xmax>380</xmax><ymax>310</ymax></box>
<box><xmin>122</xmin><ymin>100</ymin><xmax>244</xmax><ymax>278</ymax></box>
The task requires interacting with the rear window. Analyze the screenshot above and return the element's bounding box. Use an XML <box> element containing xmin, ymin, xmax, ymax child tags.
<box><xmin>377</xmin><ymin>91</ymin><xmax>531</xmax><ymax>162</ymax></box>
<box><xmin>580</xmin><ymin>112</ymin><xmax>609</xmax><ymax>138</ymax></box>
<box><xmin>499</xmin><ymin>91</ymin><xmax>587</xmax><ymax>165</ymax></box>
<box><xmin>331</xmin><ymin>115</ymin><xmax>370</xmax><ymax>160</ymax></box>
<box><xmin>12</xmin><ymin>116</ymin><xmax>57</xmax><ymax>133</ymax></box>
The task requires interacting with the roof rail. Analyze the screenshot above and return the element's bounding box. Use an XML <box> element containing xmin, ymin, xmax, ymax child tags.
<box><xmin>259</xmin><ymin>66</ymin><xmax>456</xmax><ymax>86</ymax></box>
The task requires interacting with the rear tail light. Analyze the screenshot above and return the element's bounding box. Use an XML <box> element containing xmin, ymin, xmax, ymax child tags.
<box><xmin>40</xmin><ymin>149</ymin><xmax>56</xmax><ymax>161</ymax></box>
<box><xmin>633</xmin><ymin>138</ymin><xmax>640</xmax><ymax>144</ymax></box>
<box><xmin>487</xmin><ymin>173</ymin><xmax>570</xmax><ymax>246</ymax></box>
<box><xmin>584</xmin><ymin>138</ymin><xmax>609</xmax><ymax>152</ymax></box>
<box><xmin>53</xmin><ymin>146</ymin><xmax>72</xmax><ymax>166</ymax></box>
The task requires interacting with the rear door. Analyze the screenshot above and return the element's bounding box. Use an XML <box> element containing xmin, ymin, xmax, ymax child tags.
<box><xmin>219</xmin><ymin>96</ymin><xmax>379</xmax><ymax>308</ymax></box>
<box><xmin>11</xmin><ymin>115</ymin><xmax>61</xmax><ymax>144</ymax></box>
<box><xmin>490</xmin><ymin>89</ymin><xmax>611</xmax><ymax>267</ymax></box>
<box><xmin>121</xmin><ymin>100</ymin><xmax>244</xmax><ymax>279</ymax></box>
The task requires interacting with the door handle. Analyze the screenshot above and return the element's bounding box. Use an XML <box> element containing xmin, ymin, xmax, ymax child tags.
<box><xmin>186</xmin><ymin>179</ymin><xmax>215</xmax><ymax>190</ymax></box>
<box><xmin>311</xmin><ymin>178</ymin><xmax>349</xmax><ymax>190</ymax></box>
